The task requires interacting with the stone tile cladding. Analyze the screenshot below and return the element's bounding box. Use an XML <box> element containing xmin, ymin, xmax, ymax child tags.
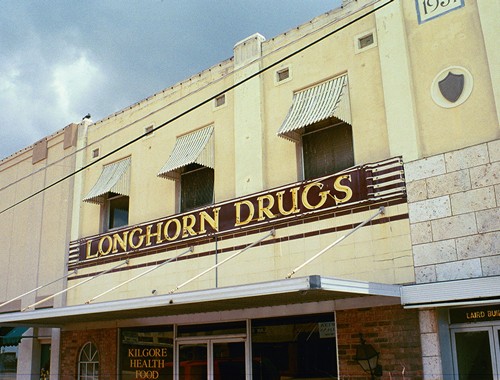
<box><xmin>405</xmin><ymin>140</ymin><xmax>500</xmax><ymax>284</ymax></box>
<box><xmin>60</xmin><ymin>328</ymin><xmax>118</xmax><ymax>380</ymax></box>
<box><xmin>336</xmin><ymin>305</ymin><xmax>423</xmax><ymax>379</ymax></box>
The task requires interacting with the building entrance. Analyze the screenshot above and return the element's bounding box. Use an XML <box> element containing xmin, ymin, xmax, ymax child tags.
<box><xmin>176</xmin><ymin>339</ymin><xmax>246</xmax><ymax>380</ymax></box>
<box><xmin>451</xmin><ymin>325</ymin><xmax>500</xmax><ymax>379</ymax></box>
<box><xmin>119</xmin><ymin>313</ymin><xmax>337</xmax><ymax>379</ymax></box>
<box><xmin>175</xmin><ymin>321</ymin><xmax>247</xmax><ymax>380</ymax></box>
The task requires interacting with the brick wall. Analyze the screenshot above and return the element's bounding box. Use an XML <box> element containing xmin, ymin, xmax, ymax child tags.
<box><xmin>405</xmin><ymin>140</ymin><xmax>500</xmax><ymax>284</ymax></box>
<box><xmin>336</xmin><ymin>305</ymin><xmax>423</xmax><ymax>379</ymax></box>
<box><xmin>57</xmin><ymin>308</ymin><xmax>420</xmax><ymax>379</ymax></box>
<box><xmin>60</xmin><ymin>328</ymin><xmax>117</xmax><ymax>380</ymax></box>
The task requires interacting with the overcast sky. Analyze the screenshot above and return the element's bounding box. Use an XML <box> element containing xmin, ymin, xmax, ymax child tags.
<box><xmin>0</xmin><ymin>1</ymin><xmax>342</xmax><ymax>159</ymax></box>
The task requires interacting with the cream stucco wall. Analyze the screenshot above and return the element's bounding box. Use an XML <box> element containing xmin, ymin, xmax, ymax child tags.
<box><xmin>59</xmin><ymin>0</ymin><xmax>499</xmax><ymax>306</ymax></box>
<box><xmin>78</xmin><ymin>59</ymin><xmax>237</xmax><ymax>238</ymax></box>
<box><xmin>1</xmin><ymin>0</ymin><xmax>497</xmax><ymax>307</ymax></box>
<box><xmin>66</xmin><ymin>203</ymin><xmax>413</xmax><ymax>305</ymax></box>
<box><xmin>0</xmin><ymin>125</ymin><xmax>77</xmax><ymax>311</ymax></box>
<box><xmin>401</xmin><ymin>0</ymin><xmax>499</xmax><ymax>157</ymax></box>
<box><xmin>262</xmin><ymin>5</ymin><xmax>391</xmax><ymax>187</ymax></box>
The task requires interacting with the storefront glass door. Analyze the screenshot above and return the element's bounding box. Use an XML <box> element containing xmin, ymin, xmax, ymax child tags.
<box><xmin>178</xmin><ymin>343</ymin><xmax>207</xmax><ymax>380</ymax></box>
<box><xmin>452</xmin><ymin>326</ymin><xmax>500</xmax><ymax>380</ymax></box>
<box><xmin>176</xmin><ymin>339</ymin><xmax>245</xmax><ymax>380</ymax></box>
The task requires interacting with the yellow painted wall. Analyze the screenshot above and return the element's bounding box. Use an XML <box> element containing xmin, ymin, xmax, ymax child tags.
<box><xmin>401</xmin><ymin>0</ymin><xmax>499</xmax><ymax>157</ymax></box>
<box><xmin>0</xmin><ymin>128</ymin><xmax>77</xmax><ymax>310</ymax></box>
<box><xmin>66</xmin><ymin>204</ymin><xmax>413</xmax><ymax>305</ymax></box>
<box><xmin>63</xmin><ymin>0</ymin><xmax>497</xmax><ymax>305</ymax></box>
<box><xmin>79</xmin><ymin>60</ymin><xmax>236</xmax><ymax>237</ymax></box>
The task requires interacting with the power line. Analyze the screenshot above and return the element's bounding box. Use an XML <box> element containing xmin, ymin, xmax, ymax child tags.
<box><xmin>0</xmin><ymin>0</ymin><xmax>393</xmax><ymax>216</ymax></box>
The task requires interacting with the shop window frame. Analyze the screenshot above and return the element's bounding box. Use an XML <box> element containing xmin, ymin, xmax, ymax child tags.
<box><xmin>78</xmin><ymin>342</ymin><xmax>99</xmax><ymax>380</ymax></box>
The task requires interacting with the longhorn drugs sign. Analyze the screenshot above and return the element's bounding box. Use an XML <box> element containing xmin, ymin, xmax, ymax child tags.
<box><xmin>78</xmin><ymin>167</ymin><xmax>371</xmax><ymax>262</ymax></box>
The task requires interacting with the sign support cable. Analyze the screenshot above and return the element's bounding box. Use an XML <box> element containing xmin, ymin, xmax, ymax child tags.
<box><xmin>0</xmin><ymin>270</ymin><xmax>77</xmax><ymax>309</ymax></box>
<box><xmin>286</xmin><ymin>207</ymin><xmax>385</xmax><ymax>278</ymax></box>
<box><xmin>22</xmin><ymin>259</ymin><xmax>130</xmax><ymax>311</ymax></box>
<box><xmin>168</xmin><ymin>229</ymin><xmax>275</xmax><ymax>294</ymax></box>
<box><xmin>85</xmin><ymin>247</ymin><xmax>193</xmax><ymax>304</ymax></box>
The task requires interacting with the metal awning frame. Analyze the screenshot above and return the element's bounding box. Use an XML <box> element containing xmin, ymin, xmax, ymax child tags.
<box><xmin>0</xmin><ymin>275</ymin><xmax>401</xmax><ymax>327</ymax></box>
<box><xmin>402</xmin><ymin>275</ymin><xmax>500</xmax><ymax>309</ymax></box>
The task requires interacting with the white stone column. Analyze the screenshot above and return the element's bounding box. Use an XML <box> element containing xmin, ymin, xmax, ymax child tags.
<box><xmin>419</xmin><ymin>310</ymin><xmax>443</xmax><ymax>380</ymax></box>
<box><xmin>17</xmin><ymin>329</ymin><xmax>41</xmax><ymax>380</ymax></box>
<box><xmin>233</xmin><ymin>33</ymin><xmax>266</xmax><ymax>196</ymax></box>
<box><xmin>376</xmin><ymin>0</ymin><xmax>420</xmax><ymax>161</ymax></box>
<box><xmin>48</xmin><ymin>328</ymin><xmax>60</xmax><ymax>380</ymax></box>
<box><xmin>477</xmin><ymin>0</ymin><xmax>500</xmax><ymax>128</ymax></box>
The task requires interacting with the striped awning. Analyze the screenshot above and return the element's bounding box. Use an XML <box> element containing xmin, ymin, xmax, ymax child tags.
<box><xmin>83</xmin><ymin>157</ymin><xmax>131</xmax><ymax>204</ymax></box>
<box><xmin>158</xmin><ymin>125</ymin><xmax>214</xmax><ymax>180</ymax></box>
<box><xmin>277</xmin><ymin>74</ymin><xmax>351</xmax><ymax>141</ymax></box>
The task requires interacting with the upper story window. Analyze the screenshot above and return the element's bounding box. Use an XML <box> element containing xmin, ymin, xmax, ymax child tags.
<box><xmin>277</xmin><ymin>67</ymin><xmax>290</xmax><ymax>82</ymax></box>
<box><xmin>214</xmin><ymin>94</ymin><xmax>226</xmax><ymax>108</ymax></box>
<box><xmin>302</xmin><ymin>119</ymin><xmax>353</xmax><ymax>179</ymax></box>
<box><xmin>277</xmin><ymin>74</ymin><xmax>353</xmax><ymax>180</ymax></box>
<box><xmin>83</xmin><ymin>157</ymin><xmax>131</xmax><ymax>232</ymax></box>
<box><xmin>78</xmin><ymin>342</ymin><xmax>99</xmax><ymax>380</ymax></box>
<box><xmin>158</xmin><ymin>125</ymin><xmax>215</xmax><ymax>212</ymax></box>
<box><xmin>143</xmin><ymin>125</ymin><xmax>155</xmax><ymax>138</ymax></box>
<box><xmin>106</xmin><ymin>193</ymin><xmax>129</xmax><ymax>230</ymax></box>
<box><xmin>354</xmin><ymin>29</ymin><xmax>377</xmax><ymax>54</ymax></box>
<box><xmin>180</xmin><ymin>164</ymin><xmax>214</xmax><ymax>212</ymax></box>
<box><xmin>275</xmin><ymin>66</ymin><xmax>292</xmax><ymax>85</ymax></box>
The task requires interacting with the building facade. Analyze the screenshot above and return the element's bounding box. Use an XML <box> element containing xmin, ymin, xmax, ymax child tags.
<box><xmin>398</xmin><ymin>1</ymin><xmax>500</xmax><ymax>379</ymax></box>
<box><xmin>0</xmin><ymin>0</ymin><xmax>498</xmax><ymax>379</ymax></box>
<box><xmin>403</xmin><ymin>140</ymin><xmax>500</xmax><ymax>379</ymax></box>
<box><xmin>0</xmin><ymin>121</ymin><xmax>83</xmax><ymax>378</ymax></box>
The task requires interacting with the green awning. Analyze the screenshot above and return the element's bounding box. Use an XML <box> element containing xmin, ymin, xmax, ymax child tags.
<box><xmin>1</xmin><ymin>326</ymin><xmax>28</xmax><ymax>346</ymax></box>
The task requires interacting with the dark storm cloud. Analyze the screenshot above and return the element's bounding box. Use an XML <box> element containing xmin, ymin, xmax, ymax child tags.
<box><xmin>0</xmin><ymin>0</ymin><xmax>340</xmax><ymax>159</ymax></box>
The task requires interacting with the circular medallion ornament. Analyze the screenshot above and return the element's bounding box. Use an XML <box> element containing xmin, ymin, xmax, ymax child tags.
<box><xmin>431</xmin><ymin>66</ymin><xmax>473</xmax><ymax>108</ymax></box>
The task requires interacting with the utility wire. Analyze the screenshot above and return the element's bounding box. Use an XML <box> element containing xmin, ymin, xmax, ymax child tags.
<box><xmin>0</xmin><ymin>0</ymin><xmax>393</xmax><ymax>216</ymax></box>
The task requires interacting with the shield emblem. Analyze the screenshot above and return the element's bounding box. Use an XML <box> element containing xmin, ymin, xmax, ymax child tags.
<box><xmin>438</xmin><ymin>72</ymin><xmax>464</xmax><ymax>103</ymax></box>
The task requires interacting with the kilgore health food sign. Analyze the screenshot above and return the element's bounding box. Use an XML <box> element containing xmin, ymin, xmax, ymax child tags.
<box><xmin>75</xmin><ymin>157</ymin><xmax>405</xmax><ymax>262</ymax></box>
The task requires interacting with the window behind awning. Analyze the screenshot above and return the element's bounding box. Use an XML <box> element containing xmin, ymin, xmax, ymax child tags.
<box><xmin>83</xmin><ymin>157</ymin><xmax>131</xmax><ymax>204</ymax></box>
<box><xmin>158</xmin><ymin>125</ymin><xmax>214</xmax><ymax>180</ymax></box>
<box><xmin>277</xmin><ymin>74</ymin><xmax>351</xmax><ymax>141</ymax></box>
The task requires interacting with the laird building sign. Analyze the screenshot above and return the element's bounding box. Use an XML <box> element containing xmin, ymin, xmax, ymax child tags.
<box><xmin>450</xmin><ymin>305</ymin><xmax>500</xmax><ymax>324</ymax></box>
<box><xmin>75</xmin><ymin>158</ymin><xmax>405</xmax><ymax>262</ymax></box>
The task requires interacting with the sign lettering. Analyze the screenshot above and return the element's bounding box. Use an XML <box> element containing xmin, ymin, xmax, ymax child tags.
<box><xmin>74</xmin><ymin>159</ymin><xmax>405</xmax><ymax>263</ymax></box>
<box><xmin>127</xmin><ymin>347</ymin><xmax>168</xmax><ymax>380</ymax></box>
<box><xmin>415</xmin><ymin>0</ymin><xmax>464</xmax><ymax>24</ymax></box>
<box><xmin>78</xmin><ymin>169</ymin><xmax>365</xmax><ymax>261</ymax></box>
<box><xmin>449</xmin><ymin>305</ymin><xmax>500</xmax><ymax>324</ymax></box>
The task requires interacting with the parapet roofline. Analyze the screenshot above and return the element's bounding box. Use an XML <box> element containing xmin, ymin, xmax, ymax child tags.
<box><xmin>90</xmin><ymin>0</ymin><xmax>362</xmax><ymax>128</ymax></box>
